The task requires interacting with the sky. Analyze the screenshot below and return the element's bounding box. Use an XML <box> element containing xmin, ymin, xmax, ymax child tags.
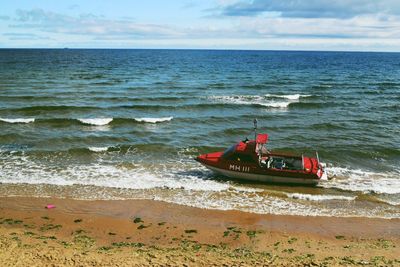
<box><xmin>1</xmin><ymin>0</ymin><xmax>400</xmax><ymax>51</ymax></box>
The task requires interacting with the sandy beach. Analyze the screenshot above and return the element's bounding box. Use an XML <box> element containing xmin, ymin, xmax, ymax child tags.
<box><xmin>0</xmin><ymin>196</ymin><xmax>399</xmax><ymax>266</ymax></box>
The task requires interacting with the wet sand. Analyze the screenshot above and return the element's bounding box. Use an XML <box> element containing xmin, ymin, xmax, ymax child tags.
<box><xmin>0</xmin><ymin>196</ymin><xmax>399</xmax><ymax>266</ymax></box>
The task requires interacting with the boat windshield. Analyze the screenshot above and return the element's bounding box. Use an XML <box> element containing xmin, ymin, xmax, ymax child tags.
<box><xmin>222</xmin><ymin>144</ymin><xmax>236</xmax><ymax>158</ymax></box>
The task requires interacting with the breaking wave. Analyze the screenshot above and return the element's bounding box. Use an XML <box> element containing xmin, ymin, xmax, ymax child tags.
<box><xmin>0</xmin><ymin>117</ymin><xmax>174</xmax><ymax>126</ymax></box>
<box><xmin>265</xmin><ymin>94</ymin><xmax>311</xmax><ymax>100</ymax></box>
<box><xmin>322</xmin><ymin>166</ymin><xmax>400</xmax><ymax>195</ymax></box>
<box><xmin>209</xmin><ymin>94</ymin><xmax>311</xmax><ymax>109</ymax></box>
<box><xmin>0</xmin><ymin>152</ymin><xmax>230</xmax><ymax>192</ymax></box>
<box><xmin>133</xmin><ymin>117</ymin><xmax>173</xmax><ymax>123</ymax></box>
<box><xmin>0</xmin><ymin>118</ymin><xmax>35</xmax><ymax>124</ymax></box>
<box><xmin>77</xmin><ymin>118</ymin><xmax>113</xmax><ymax>126</ymax></box>
<box><xmin>88</xmin><ymin>147</ymin><xmax>109</xmax><ymax>152</ymax></box>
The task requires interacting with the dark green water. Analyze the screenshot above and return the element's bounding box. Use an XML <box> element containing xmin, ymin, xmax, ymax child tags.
<box><xmin>0</xmin><ymin>49</ymin><xmax>399</xmax><ymax>218</ymax></box>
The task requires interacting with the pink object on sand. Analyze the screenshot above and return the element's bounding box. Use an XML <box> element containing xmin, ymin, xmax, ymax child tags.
<box><xmin>45</xmin><ymin>204</ymin><xmax>56</xmax><ymax>209</ymax></box>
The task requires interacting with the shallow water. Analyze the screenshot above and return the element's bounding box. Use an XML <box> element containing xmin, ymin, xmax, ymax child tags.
<box><xmin>0</xmin><ymin>49</ymin><xmax>399</xmax><ymax>218</ymax></box>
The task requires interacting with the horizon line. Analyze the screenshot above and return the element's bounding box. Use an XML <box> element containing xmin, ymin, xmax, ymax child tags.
<box><xmin>1</xmin><ymin>47</ymin><xmax>399</xmax><ymax>53</ymax></box>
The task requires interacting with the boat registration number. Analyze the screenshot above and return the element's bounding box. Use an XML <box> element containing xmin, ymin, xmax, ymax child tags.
<box><xmin>229</xmin><ymin>164</ymin><xmax>250</xmax><ymax>172</ymax></box>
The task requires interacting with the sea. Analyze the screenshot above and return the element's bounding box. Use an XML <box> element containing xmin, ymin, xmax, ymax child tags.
<box><xmin>0</xmin><ymin>49</ymin><xmax>399</xmax><ymax>218</ymax></box>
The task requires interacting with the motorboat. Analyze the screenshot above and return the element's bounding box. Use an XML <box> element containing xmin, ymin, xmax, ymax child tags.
<box><xmin>195</xmin><ymin>120</ymin><xmax>327</xmax><ymax>185</ymax></box>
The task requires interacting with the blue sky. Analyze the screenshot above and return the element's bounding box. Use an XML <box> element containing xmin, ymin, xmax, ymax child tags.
<box><xmin>1</xmin><ymin>0</ymin><xmax>400</xmax><ymax>51</ymax></box>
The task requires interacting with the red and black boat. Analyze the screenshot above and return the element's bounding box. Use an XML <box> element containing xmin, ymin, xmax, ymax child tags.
<box><xmin>195</xmin><ymin>120</ymin><xmax>327</xmax><ymax>185</ymax></box>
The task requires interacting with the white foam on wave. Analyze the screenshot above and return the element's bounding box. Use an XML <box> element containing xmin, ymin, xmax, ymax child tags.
<box><xmin>287</xmin><ymin>193</ymin><xmax>356</xmax><ymax>201</ymax></box>
<box><xmin>134</xmin><ymin>117</ymin><xmax>173</xmax><ymax>123</ymax></box>
<box><xmin>88</xmin><ymin>147</ymin><xmax>109</xmax><ymax>152</ymax></box>
<box><xmin>152</xmin><ymin>189</ymin><xmax>398</xmax><ymax>219</ymax></box>
<box><xmin>209</xmin><ymin>95</ymin><xmax>289</xmax><ymax>108</ymax></box>
<box><xmin>0</xmin><ymin>153</ymin><xmax>230</xmax><ymax>192</ymax></box>
<box><xmin>322</xmin><ymin>166</ymin><xmax>400</xmax><ymax>195</ymax></box>
<box><xmin>0</xmin><ymin>118</ymin><xmax>35</xmax><ymax>124</ymax></box>
<box><xmin>376</xmin><ymin>197</ymin><xmax>400</xmax><ymax>206</ymax></box>
<box><xmin>78</xmin><ymin>118</ymin><xmax>113</xmax><ymax>126</ymax></box>
<box><xmin>209</xmin><ymin>94</ymin><xmax>309</xmax><ymax>109</ymax></box>
<box><xmin>265</xmin><ymin>94</ymin><xmax>311</xmax><ymax>100</ymax></box>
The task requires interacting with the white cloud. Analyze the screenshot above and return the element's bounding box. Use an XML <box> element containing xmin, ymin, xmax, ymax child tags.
<box><xmin>232</xmin><ymin>15</ymin><xmax>400</xmax><ymax>39</ymax></box>
<box><xmin>1</xmin><ymin>7</ymin><xmax>400</xmax><ymax>51</ymax></box>
<box><xmin>12</xmin><ymin>9</ymin><xmax>182</xmax><ymax>38</ymax></box>
<box><xmin>220</xmin><ymin>0</ymin><xmax>400</xmax><ymax>18</ymax></box>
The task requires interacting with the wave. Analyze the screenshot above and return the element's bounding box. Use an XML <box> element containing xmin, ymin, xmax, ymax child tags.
<box><xmin>375</xmin><ymin>82</ymin><xmax>400</xmax><ymax>87</ymax></box>
<box><xmin>77</xmin><ymin>118</ymin><xmax>113</xmax><ymax>126</ymax></box>
<box><xmin>133</xmin><ymin>117</ymin><xmax>173</xmax><ymax>123</ymax></box>
<box><xmin>0</xmin><ymin>117</ymin><xmax>174</xmax><ymax>126</ymax></box>
<box><xmin>288</xmin><ymin>102</ymin><xmax>327</xmax><ymax>109</ymax></box>
<box><xmin>92</xmin><ymin>96</ymin><xmax>186</xmax><ymax>102</ymax></box>
<box><xmin>0</xmin><ymin>118</ymin><xmax>35</xmax><ymax>124</ymax></box>
<box><xmin>286</xmin><ymin>193</ymin><xmax>356</xmax><ymax>201</ymax></box>
<box><xmin>309</xmin><ymin>122</ymin><xmax>347</xmax><ymax>130</ymax></box>
<box><xmin>208</xmin><ymin>94</ymin><xmax>313</xmax><ymax>109</ymax></box>
<box><xmin>0</xmin><ymin>144</ymin><xmax>214</xmax><ymax>157</ymax></box>
<box><xmin>0</xmin><ymin>154</ymin><xmax>230</xmax><ymax>192</ymax></box>
<box><xmin>209</xmin><ymin>95</ymin><xmax>289</xmax><ymax>108</ymax></box>
<box><xmin>88</xmin><ymin>147</ymin><xmax>109</xmax><ymax>152</ymax></box>
<box><xmin>376</xmin><ymin>197</ymin><xmax>400</xmax><ymax>206</ymax></box>
<box><xmin>5</xmin><ymin>100</ymin><xmax>290</xmax><ymax>113</ymax></box>
<box><xmin>265</xmin><ymin>94</ymin><xmax>312</xmax><ymax>100</ymax></box>
<box><xmin>322</xmin><ymin>166</ymin><xmax>400</xmax><ymax>195</ymax></box>
<box><xmin>10</xmin><ymin>105</ymin><xmax>97</xmax><ymax>113</ymax></box>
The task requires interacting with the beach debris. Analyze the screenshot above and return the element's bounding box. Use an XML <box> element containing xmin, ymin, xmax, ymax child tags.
<box><xmin>45</xmin><ymin>204</ymin><xmax>56</xmax><ymax>209</ymax></box>
<box><xmin>132</xmin><ymin>217</ymin><xmax>143</xmax><ymax>224</ymax></box>
<box><xmin>184</xmin><ymin>229</ymin><xmax>198</xmax><ymax>234</ymax></box>
<box><xmin>137</xmin><ymin>224</ymin><xmax>149</xmax><ymax>230</ymax></box>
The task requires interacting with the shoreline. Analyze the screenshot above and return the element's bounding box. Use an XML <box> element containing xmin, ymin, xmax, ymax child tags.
<box><xmin>1</xmin><ymin>196</ymin><xmax>399</xmax><ymax>266</ymax></box>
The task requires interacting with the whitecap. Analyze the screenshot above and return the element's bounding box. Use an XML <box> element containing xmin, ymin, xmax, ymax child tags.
<box><xmin>209</xmin><ymin>95</ymin><xmax>305</xmax><ymax>109</ymax></box>
<box><xmin>0</xmin><ymin>118</ymin><xmax>35</xmax><ymax>124</ymax></box>
<box><xmin>78</xmin><ymin>118</ymin><xmax>113</xmax><ymax>126</ymax></box>
<box><xmin>265</xmin><ymin>94</ymin><xmax>312</xmax><ymax>100</ymax></box>
<box><xmin>134</xmin><ymin>117</ymin><xmax>173</xmax><ymax>123</ymax></box>
<box><xmin>259</xmin><ymin>101</ymin><xmax>291</xmax><ymax>108</ymax></box>
<box><xmin>88</xmin><ymin>147</ymin><xmax>109</xmax><ymax>152</ymax></box>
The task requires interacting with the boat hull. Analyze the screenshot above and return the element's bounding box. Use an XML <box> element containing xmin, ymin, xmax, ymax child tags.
<box><xmin>204</xmin><ymin>165</ymin><xmax>320</xmax><ymax>185</ymax></box>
